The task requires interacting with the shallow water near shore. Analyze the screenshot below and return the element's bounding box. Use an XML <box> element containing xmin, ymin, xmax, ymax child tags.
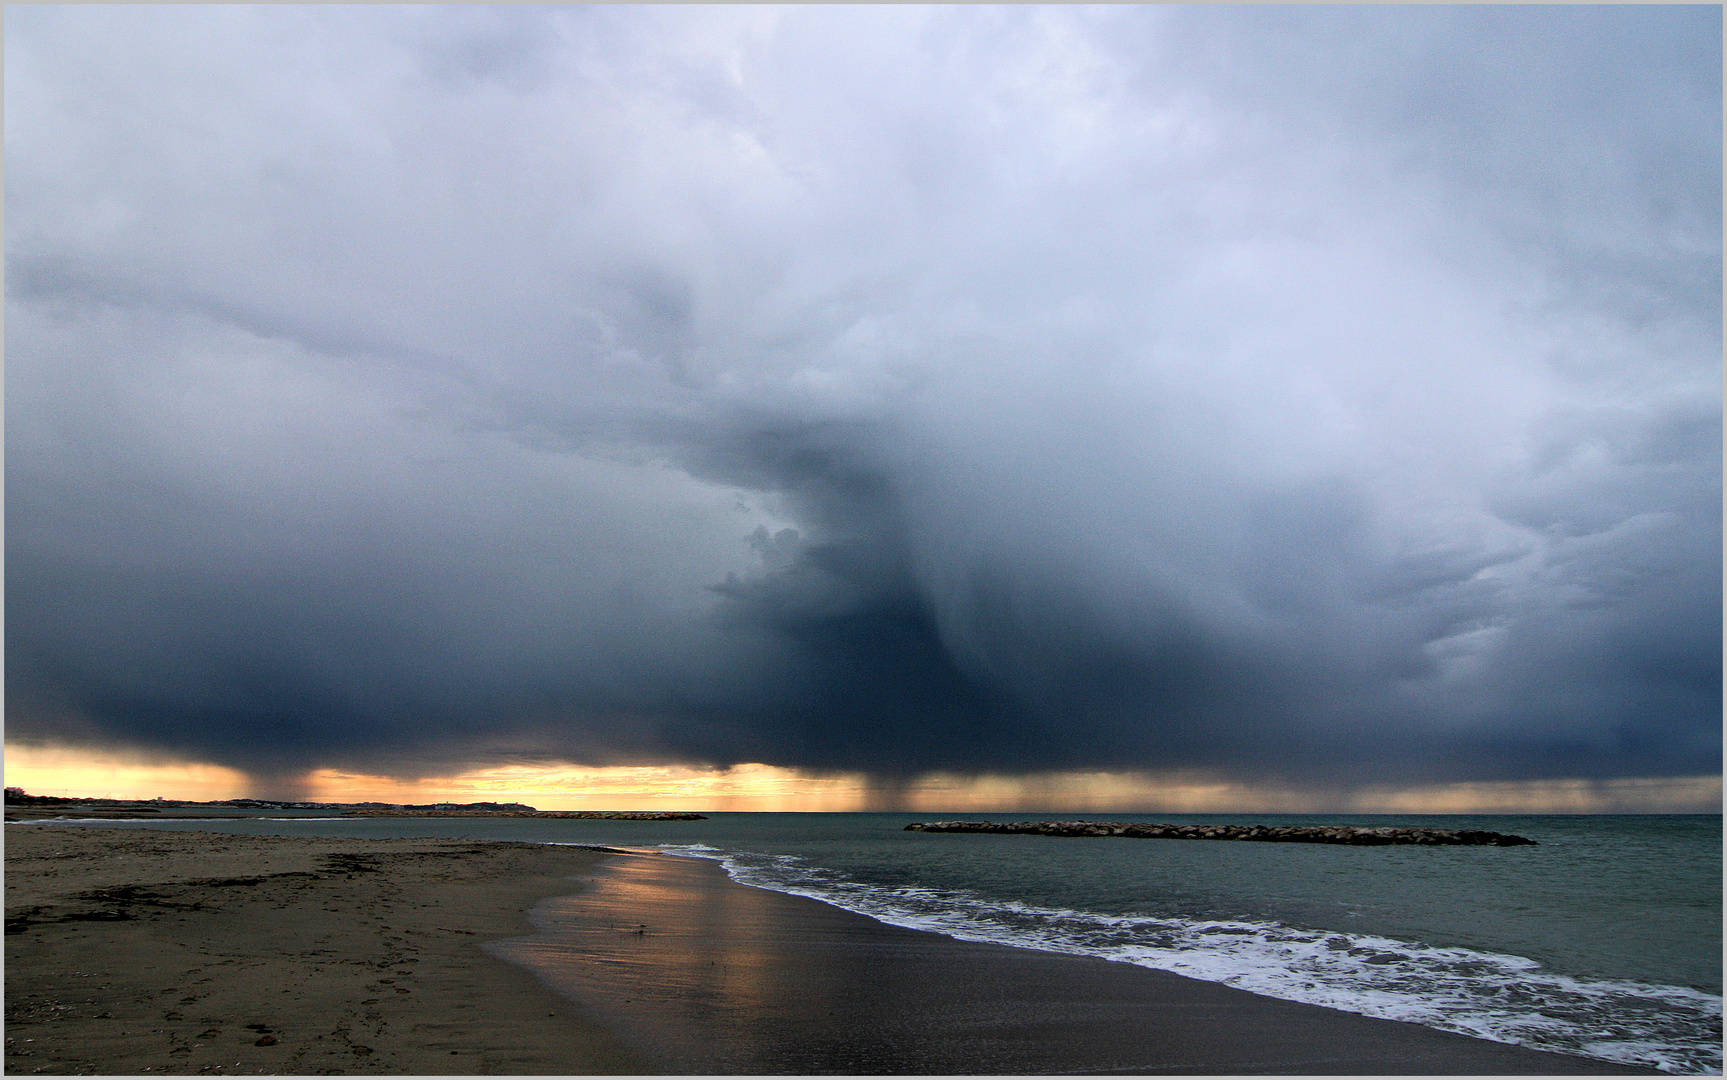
<box><xmin>32</xmin><ymin>811</ymin><xmax>1721</xmax><ymax>1073</ymax></box>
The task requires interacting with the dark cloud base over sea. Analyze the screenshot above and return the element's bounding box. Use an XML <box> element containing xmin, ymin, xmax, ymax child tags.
<box><xmin>6</xmin><ymin>6</ymin><xmax>1720</xmax><ymax>796</ymax></box>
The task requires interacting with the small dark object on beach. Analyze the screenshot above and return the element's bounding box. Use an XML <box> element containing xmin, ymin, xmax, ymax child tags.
<box><xmin>254</xmin><ymin>1035</ymin><xmax>277</xmax><ymax>1047</ymax></box>
<box><xmin>904</xmin><ymin>821</ymin><xmax>1538</xmax><ymax>846</ymax></box>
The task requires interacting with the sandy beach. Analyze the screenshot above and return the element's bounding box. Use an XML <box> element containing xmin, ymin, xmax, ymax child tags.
<box><xmin>6</xmin><ymin>823</ymin><xmax>1659</xmax><ymax>1075</ymax></box>
<box><xmin>4</xmin><ymin>824</ymin><xmax>644</xmax><ymax>1075</ymax></box>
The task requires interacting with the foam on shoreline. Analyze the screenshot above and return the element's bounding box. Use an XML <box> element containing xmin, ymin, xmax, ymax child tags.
<box><xmin>661</xmin><ymin>843</ymin><xmax>1721</xmax><ymax>1074</ymax></box>
<box><xmin>498</xmin><ymin>846</ymin><xmax>1655</xmax><ymax>1075</ymax></box>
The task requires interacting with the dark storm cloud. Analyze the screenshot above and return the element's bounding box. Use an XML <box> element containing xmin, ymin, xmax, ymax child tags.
<box><xmin>6</xmin><ymin>5</ymin><xmax>1719</xmax><ymax>791</ymax></box>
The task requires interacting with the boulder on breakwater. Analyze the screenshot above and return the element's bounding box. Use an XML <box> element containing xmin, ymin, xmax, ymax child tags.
<box><xmin>904</xmin><ymin>821</ymin><xmax>1536</xmax><ymax>846</ymax></box>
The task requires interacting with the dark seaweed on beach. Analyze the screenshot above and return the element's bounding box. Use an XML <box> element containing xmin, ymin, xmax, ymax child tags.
<box><xmin>322</xmin><ymin>854</ymin><xmax>383</xmax><ymax>874</ymax></box>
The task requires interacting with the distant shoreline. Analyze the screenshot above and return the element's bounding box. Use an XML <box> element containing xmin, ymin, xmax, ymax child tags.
<box><xmin>3</xmin><ymin>788</ymin><xmax>703</xmax><ymax>822</ymax></box>
<box><xmin>342</xmin><ymin>809</ymin><xmax>706</xmax><ymax>820</ymax></box>
<box><xmin>5</xmin><ymin>806</ymin><xmax>707</xmax><ymax>821</ymax></box>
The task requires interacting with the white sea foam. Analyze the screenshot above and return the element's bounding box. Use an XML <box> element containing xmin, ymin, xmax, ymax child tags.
<box><xmin>659</xmin><ymin>844</ymin><xmax>1724</xmax><ymax>1075</ymax></box>
<box><xmin>11</xmin><ymin>817</ymin><xmax>170</xmax><ymax>825</ymax></box>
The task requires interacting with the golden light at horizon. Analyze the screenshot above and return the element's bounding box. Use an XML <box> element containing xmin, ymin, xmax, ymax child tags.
<box><xmin>5</xmin><ymin>743</ymin><xmax>1721</xmax><ymax>814</ymax></box>
<box><xmin>4</xmin><ymin>744</ymin><xmax>251</xmax><ymax>802</ymax></box>
<box><xmin>300</xmin><ymin>762</ymin><xmax>878</xmax><ymax>812</ymax></box>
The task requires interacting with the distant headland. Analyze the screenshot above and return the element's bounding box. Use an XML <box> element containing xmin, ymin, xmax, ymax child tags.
<box><xmin>341</xmin><ymin>808</ymin><xmax>706</xmax><ymax>820</ymax></box>
<box><xmin>3</xmin><ymin>788</ymin><xmax>704</xmax><ymax>821</ymax></box>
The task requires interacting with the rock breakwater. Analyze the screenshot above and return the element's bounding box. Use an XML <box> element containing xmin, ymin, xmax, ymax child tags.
<box><xmin>904</xmin><ymin>821</ymin><xmax>1535</xmax><ymax>846</ymax></box>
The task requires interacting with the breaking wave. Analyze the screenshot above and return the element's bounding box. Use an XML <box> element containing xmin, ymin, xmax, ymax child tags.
<box><xmin>660</xmin><ymin>844</ymin><xmax>1722</xmax><ymax>1074</ymax></box>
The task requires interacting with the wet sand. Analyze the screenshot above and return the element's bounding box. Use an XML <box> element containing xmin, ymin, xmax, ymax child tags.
<box><xmin>495</xmin><ymin>851</ymin><xmax>1657</xmax><ymax>1075</ymax></box>
<box><xmin>4</xmin><ymin>824</ymin><xmax>645</xmax><ymax>1075</ymax></box>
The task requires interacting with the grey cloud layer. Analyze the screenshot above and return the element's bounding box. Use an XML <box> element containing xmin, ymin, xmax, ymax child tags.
<box><xmin>6</xmin><ymin>6</ymin><xmax>1719</xmax><ymax>791</ymax></box>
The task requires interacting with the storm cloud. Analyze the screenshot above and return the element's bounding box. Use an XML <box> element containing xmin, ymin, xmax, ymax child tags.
<box><xmin>6</xmin><ymin>5</ymin><xmax>1719</xmax><ymax>794</ymax></box>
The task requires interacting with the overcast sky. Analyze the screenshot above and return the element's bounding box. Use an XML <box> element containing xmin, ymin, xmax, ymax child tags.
<box><xmin>7</xmin><ymin>5</ymin><xmax>1720</xmax><ymax>798</ymax></box>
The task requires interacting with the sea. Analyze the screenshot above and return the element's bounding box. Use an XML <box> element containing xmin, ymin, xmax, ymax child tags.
<box><xmin>27</xmin><ymin>811</ymin><xmax>1722</xmax><ymax>1074</ymax></box>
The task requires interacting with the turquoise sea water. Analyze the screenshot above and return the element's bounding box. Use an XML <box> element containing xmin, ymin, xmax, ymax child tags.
<box><xmin>28</xmin><ymin>812</ymin><xmax>1721</xmax><ymax>1073</ymax></box>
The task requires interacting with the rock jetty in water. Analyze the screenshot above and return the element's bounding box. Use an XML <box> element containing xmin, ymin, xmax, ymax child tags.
<box><xmin>904</xmin><ymin>821</ymin><xmax>1535</xmax><ymax>846</ymax></box>
<box><xmin>342</xmin><ymin>809</ymin><xmax>706</xmax><ymax>820</ymax></box>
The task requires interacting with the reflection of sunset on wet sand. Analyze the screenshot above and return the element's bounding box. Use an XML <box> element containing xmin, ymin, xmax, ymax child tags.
<box><xmin>492</xmin><ymin>855</ymin><xmax>866</xmax><ymax>1070</ymax></box>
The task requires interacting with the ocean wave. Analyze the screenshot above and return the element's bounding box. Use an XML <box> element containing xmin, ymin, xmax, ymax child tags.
<box><xmin>659</xmin><ymin>844</ymin><xmax>1723</xmax><ymax>1075</ymax></box>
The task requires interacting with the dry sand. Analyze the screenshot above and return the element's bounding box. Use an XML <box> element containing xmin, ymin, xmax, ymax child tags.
<box><xmin>4</xmin><ymin>823</ymin><xmax>645</xmax><ymax>1075</ymax></box>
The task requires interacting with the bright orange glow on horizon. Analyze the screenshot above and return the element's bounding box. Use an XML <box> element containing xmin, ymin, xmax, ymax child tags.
<box><xmin>6</xmin><ymin>742</ymin><xmax>1721</xmax><ymax>813</ymax></box>
<box><xmin>300</xmin><ymin>762</ymin><xmax>877</xmax><ymax>812</ymax></box>
<box><xmin>4</xmin><ymin>744</ymin><xmax>251</xmax><ymax>802</ymax></box>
